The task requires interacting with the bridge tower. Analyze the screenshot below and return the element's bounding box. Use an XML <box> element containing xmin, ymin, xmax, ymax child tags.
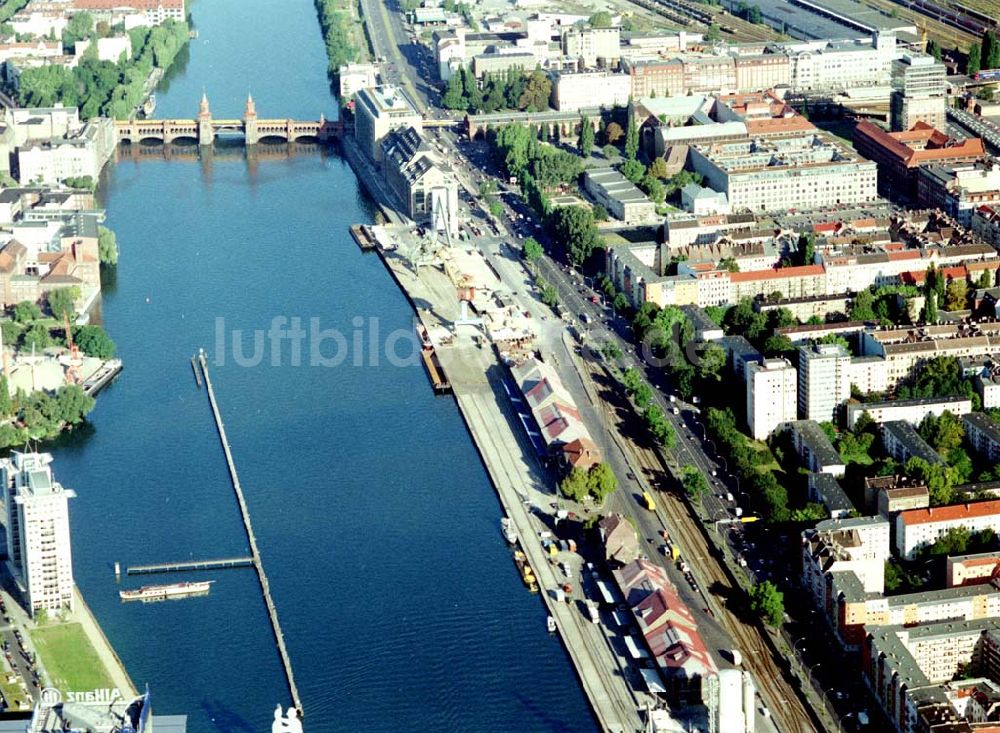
<box><xmin>197</xmin><ymin>92</ymin><xmax>213</xmax><ymax>147</ymax></box>
<box><xmin>243</xmin><ymin>93</ymin><xmax>258</xmax><ymax>146</ymax></box>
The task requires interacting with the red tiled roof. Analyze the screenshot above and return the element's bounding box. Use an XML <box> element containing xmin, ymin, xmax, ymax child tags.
<box><xmin>899</xmin><ymin>500</ymin><xmax>1000</xmax><ymax>526</ymax></box>
<box><xmin>855</xmin><ymin>120</ymin><xmax>985</xmax><ymax>168</ymax></box>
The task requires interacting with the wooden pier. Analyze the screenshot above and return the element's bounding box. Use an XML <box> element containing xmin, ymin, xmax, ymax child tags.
<box><xmin>197</xmin><ymin>351</ymin><xmax>303</xmax><ymax>717</ymax></box>
<box><xmin>127</xmin><ymin>556</ymin><xmax>254</xmax><ymax>575</ymax></box>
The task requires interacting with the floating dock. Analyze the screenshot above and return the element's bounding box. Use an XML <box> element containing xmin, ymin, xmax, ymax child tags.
<box><xmin>82</xmin><ymin>359</ymin><xmax>123</xmax><ymax>397</ymax></box>
<box><xmin>127</xmin><ymin>556</ymin><xmax>253</xmax><ymax>575</ymax></box>
<box><xmin>197</xmin><ymin>352</ymin><xmax>303</xmax><ymax>717</ymax></box>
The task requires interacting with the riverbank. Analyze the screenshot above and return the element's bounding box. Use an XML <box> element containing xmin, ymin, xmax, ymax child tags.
<box><xmin>365</xmin><ymin>227</ymin><xmax>643</xmax><ymax>732</ymax></box>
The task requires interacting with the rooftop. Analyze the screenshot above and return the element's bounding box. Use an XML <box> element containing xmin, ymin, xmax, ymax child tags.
<box><xmin>899</xmin><ymin>498</ymin><xmax>1000</xmax><ymax>526</ymax></box>
<box><xmin>882</xmin><ymin>420</ymin><xmax>945</xmax><ymax>465</ymax></box>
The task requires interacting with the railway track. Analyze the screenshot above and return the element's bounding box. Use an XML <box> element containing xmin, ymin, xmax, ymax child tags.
<box><xmin>583</xmin><ymin>359</ymin><xmax>820</xmax><ymax>733</ymax></box>
<box><xmin>862</xmin><ymin>0</ymin><xmax>978</xmax><ymax>48</ymax></box>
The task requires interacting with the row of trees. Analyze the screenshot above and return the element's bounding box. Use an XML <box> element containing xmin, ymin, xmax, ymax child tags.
<box><xmin>315</xmin><ymin>0</ymin><xmax>358</xmax><ymax>80</ymax></box>
<box><xmin>17</xmin><ymin>20</ymin><xmax>189</xmax><ymax>119</ymax></box>
<box><xmin>621</xmin><ymin>366</ymin><xmax>676</xmax><ymax>447</ymax></box>
<box><xmin>443</xmin><ymin>67</ymin><xmax>551</xmax><ymax>114</ymax></box>
<box><xmin>706</xmin><ymin>407</ymin><xmax>792</xmax><ymax>522</ymax></box>
<box><xmin>968</xmin><ymin>31</ymin><xmax>1000</xmax><ymax>77</ymax></box>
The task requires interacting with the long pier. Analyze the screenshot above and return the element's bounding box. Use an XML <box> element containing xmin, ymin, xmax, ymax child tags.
<box><xmin>127</xmin><ymin>557</ymin><xmax>253</xmax><ymax>575</ymax></box>
<box><xmin>197</xmin><ymin>351</ymin><xmax>303</xmax><ymax>717</ymax></box>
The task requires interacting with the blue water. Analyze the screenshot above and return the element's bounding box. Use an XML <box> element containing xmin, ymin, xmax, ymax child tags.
<box><xmin>47</xmin><ymin>0</ymin><xmax>596</xmax><ymax>731</ymax></box>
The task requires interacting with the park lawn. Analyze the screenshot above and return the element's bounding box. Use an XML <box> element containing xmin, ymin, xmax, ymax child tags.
<box><xmin>30</xmin><ymin>623</ymin><xmax>114</xmax><ymax>693</ymax></box>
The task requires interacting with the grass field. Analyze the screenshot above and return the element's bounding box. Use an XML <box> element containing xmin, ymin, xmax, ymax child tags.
<box><xmin>30</xmin><ymin>623</ymin><xmax>114</xmax><ymax>692</ymax></box>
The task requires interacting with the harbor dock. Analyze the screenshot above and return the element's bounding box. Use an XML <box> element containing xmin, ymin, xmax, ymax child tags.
<box><xmin>197</xmin><ymin>352</ymin><xmax>303</xmax><ymax>717</ymax></box>
<box><xmin>366</xmin><ymin>235</ymin><xmax>643</xmax><ymax>733</ymax></box>
<box><xmin>127</xmin><ymin>557</ymin><xmax>254</xmax><ymax>575</ymax></box>
<box><xmin>349</xmin><ymin>224</ymin><xmax>377</xmax><ymax>251</ymax></box>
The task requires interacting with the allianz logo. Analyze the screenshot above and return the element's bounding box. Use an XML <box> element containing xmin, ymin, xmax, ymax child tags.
<box><xmin>40</xmin><ymin>688</ymin><xmax>124</xmax><ymax>705</ymax></box>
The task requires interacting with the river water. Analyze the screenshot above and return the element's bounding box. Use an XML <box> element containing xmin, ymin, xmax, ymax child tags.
<box><xmin>47</xmin><ymin>0</ymin><xmax>595</xmax><ymax>731</ymax></box>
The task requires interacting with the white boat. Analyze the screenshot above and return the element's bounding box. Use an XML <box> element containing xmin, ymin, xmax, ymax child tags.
<box><xmin>501</xmin><ymin>517</ymin><xmax>518</xmax><ymax>544</ymax></box>
<box><xmin>119</xmin><ymin>580</ymin><xmax>213</xmax><ymax>603</ymax></box>
<box><xmin>547</xmin><ymin>615</ymin><xmax>556</xmax><ymax>633</ymax></box>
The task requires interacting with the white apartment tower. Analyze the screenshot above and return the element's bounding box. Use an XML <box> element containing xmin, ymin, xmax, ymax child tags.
<box><xmin>747</xmin><ymin>358</ymin><xmax>797</xmax><ymax>440</ymax></box>
<box><xmin>798</xmin><ymin>343</ymin><xmax>852</xmax><ymax>422</ymax></box>
<box><xmin>2</xmin><ymin>452</ymin><xmax>76</xmax><ymax>617</ymax></box>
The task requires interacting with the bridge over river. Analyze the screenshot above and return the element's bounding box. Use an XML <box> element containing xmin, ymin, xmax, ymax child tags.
<box><xmin>115</xmin><ymin>93</ymin><xmax>344</xmax><ymax>146</ymax></box>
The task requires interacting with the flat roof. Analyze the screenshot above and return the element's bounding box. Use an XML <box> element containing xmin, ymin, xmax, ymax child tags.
<box><xmin>882</xmin><ymin>420</ymin><xmax>945</xmax><ymax>465</ymax></box>
<box><xmin>788</xmin><ymin>420</ymin><xmax>843</xmax><ymax>467</ymax></box>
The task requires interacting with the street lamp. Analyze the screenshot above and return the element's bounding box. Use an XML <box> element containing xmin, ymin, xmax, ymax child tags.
<box><xmin>839</xmin><ymin>712</ymin><xmax>854</xmax><ymax>732</ymax></box>
<box><xmin>809</xmin><ymin>662</ymin><xmax>824</xmax><ymax>687</ymax></box>
<box><xmin>793</xmin><ymin>637</ymin><xmax>809</xmax><ymax>656</ymax></box>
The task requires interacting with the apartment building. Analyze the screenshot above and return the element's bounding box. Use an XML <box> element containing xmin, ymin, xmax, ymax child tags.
<box><xmin>380</xmin><ymin>127</ymin><xmax>460</xmax><ymax>233</ymax></box>
<box><xmin>783</xmin><ymin>31</ymin><xmax>898</xmax><ymax>92</ymax></box>
<box><xmin>746</xmin><ymin>358</ymin><xmax>797</xmax><ymax>440</ymax></box>
<box><xmin>338</xmin><ymin>63</ymin><xmax>378</xmax><ymax>100</ymax></box>
<box><xmin>947</xmin><ymin>552</ymin><xmax>1000</xmax><ymax>588</ymax></box>
<box><xmin>1</xmin><ymin>451</ymin><xmax>76</xmax><ymax>617</ymax></box>
<box><xmin>973</xmin><ymin>205</ymin><xmax>1000</xmax><ymax>248</ymax></box>
<box><xmin>917</xmin><ymin>164</ymin><xmax>1000</xmax><ymax>228</ymax></box>
<box><xmin>964</xmin><ymin>412</ymin><xmax>1000</xmax><ymax>464</ymax></box>
<box><xmin>864</xmin><ymin>620</ymin><xmax>1000</xmax><ymax>733</ymax></box>
<box><xmin>72</xmin><ymin>0</ymin><xmax>185</xmax><ymax>24</ymax></box>
<box><xmin>880</xmin><ymin>420</ymin><xmax>944</xmax><ymax>466</ymax></box>
<box><xmin>802</xmin><ymin>515</ymin><xmax>889</xmax><ymax>616</ymax></box>
<box><xmin>785</xmin><ymin>420</ymin><xmax>846</xmax><ymax>477</ymax></box>
<box><xmin>583</xmin><ymin>169</ymin><xmax>656</xmax><ymax>224</ymax></box>
<box><xmin>808</xmin><ymin>473</ymin><xmax>856</xmax><ymax>518</ymax></box>
<box><xmin>16</xmin><ymin>117</ymin><xmax>115</xmax><ymax>185</ymax></box>
<box><xmin>896</xmin><ymin>500</ymin><xmax>1000</xmax><ymax>559</ymax></box>
<box><xmin>354</xmin><ymin>86</ymin><xmax>423</xmax><ymax>162</ymax></box>
<box><xmin>846</xmin><ymin>396</ymin><xmax>973</xmax><ymax>430</ymax></box>
<box><xmin>798</xmin><ymin>343</ymin><xmax>852</xmax><ymax>422</ymax></box>
<box><xmin>689</xmin><ymin>133</ymin><xmax>878</xmax><ymax>213</ymax></box>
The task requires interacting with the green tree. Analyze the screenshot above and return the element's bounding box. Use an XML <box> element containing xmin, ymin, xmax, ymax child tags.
<box><xmin>624</xmin><ymin>103</ymin><xmax>639</xmax><ymax>160</ymax></box>
<box><xmin>921</xmin><ymin>291</ymin><xmax>938</xmax><ymax>324</ymax></box>
<box><xmin>55</xmin><ymin>384</ymin><xmax>94</xmax><ymax>425</ymax></box>
<box><xmin>639</xmin><ymin>175</ymin><xmax>666</xmax><ymax>204</ymax></box>
<box><xmin>442</xmin><ymin>72</ymin><xmax>465</xmax><ymax>109</ymax></box>
<box><xmin>588</xmin><ymin>10</ymin><xmax>612</xmax><ymax>27</ymax></box>
<box><xmin>522</xmin><ymin>236</ymin><xmax>543</xmax><ymax>262</ymax></box>
<box><xmin>602</xmin><ymin>143</ymin><xmax>617</xmax><ymax>160</ymax></box>
<box><xmin>537</xmin><ymin>277</ymin><xmax>559</xmax><ymax>307</ymax></box>
<box><xmin>548</xmin><ymin>206</ymin><xmax>602</xmax><ymax>265</ymax></box>
<box><xmin>681</xmin><ymin>465</ymin><xmax>709</xmax><ymax>498</ymax></box>
<box><xmin>885</xmin><ymin>560</ymin><xmax>903</xmax><ymax>592</ymax></box>
<box><xmin>647</xmin><ymin>157</ymin><xmax>669</xmax><ymax>179</ymax></box>
<box><xmin>705</xmin><ymin>23</ymin><xmax>721</xmax><ymax>43</ymax></box>
<box><xmin>588</xmin><ymin>462</ymin><xmax>618</xmax><ymax>501</ymax></box>
<box><xmin>968</xmin><ymin>42</ymin><xmax>982</xmax><ymax>76</ymax></box>
<box><xmin>919</xmin><ymin>411</ymin><xmax>964</xmax><ymax>455</ymax></box>
<box><xmin>560</xmin><ymin>467</ymin><xmax>590</xmax><ymax>501</ymax></box>
<box><xmin>750</xmin><ymin>580</ymin><xmax>784</xmax><ymax>626</ymax></box>
<box><xmin>620</xmin><ymin>158</ymin><xmax>645</xmax><ymax>183</ymax></box>
<box><xmin>906</xmin><ymin>456</ymin><xmax>957</xmax><ymax>505</ymax></box>
<box><xmin>47</xmin><ymin>286</ymin><xmax>79</xmax><ymax>321</ymax></box>
<box><xmin>578</xmin><ymin>116</ymin><xmax>594</xmax><ymax>157</ymax></box>
<box><xmin>12</xmin><ymin>301</ymin><xmax>41</xmax><ymax>323</ymax></box>
<box><xmin>97</xmin><ymin>225</ymin><xmax>118</xmax><ymax>266</ymax></box>
<box><xmin>72</xmin><ymin>325</ymin><xmax>116</xmax><ymax>359</ymax></box>
<box><xmin>944</xmin><ymin>278</ymin><xmax>968</xmax><ymax>311</ymax></box>
<box><xmin>850</xmin><ymin>289</ymin><xmax>876</xmax><ymax>321</ymax></box>
<box><xmin>928</xmin><ymin>526</ymin><xmax>971</xmax><ymax>555</ymax></box>
<box><xmin>983</xmin><ymin>31</ymin><xmax>1000</xmax><ymax>72</ymax></box>
<box><xmin>592</xmin><ymin>204</ymin><xmax>609</xmax><ymax>222</ymax></box>
<box><xmin>518</xmin><ymin>68</ymin><xmax>551</xmax><ymax>112</ymax></box>
<box><xmin>698</xmin><ymin>343</ymin><xmax>726</xmax><ymax>380</ymax></box>
<box><xmin>20</xmin><ymin>323</ymin><xmax>50</xmax><ymax>352</ymax></box>
<box><xmin>926</xmin><ymin>38</ymin><xmax>942</xmax><ymax>61</ymax></box>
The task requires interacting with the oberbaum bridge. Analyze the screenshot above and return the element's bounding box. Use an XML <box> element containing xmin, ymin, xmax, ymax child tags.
<box><xmin>114</xmin><ymin>93</ymin><xmax>344</xmax><ymax>145</ymax></box>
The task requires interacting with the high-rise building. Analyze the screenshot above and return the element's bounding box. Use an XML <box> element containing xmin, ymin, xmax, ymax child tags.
<box><xmin>746</xmin><ymin>358</ymin><xmax>797</xmax><ymax>440</ymax></box>
<box><xmin>798</xmin><ymin>343</ymin><xmax>851</xmax><ymax>422</ymax></box>
<box><xmin>353</xmin><ymin>86</ymin><xmax>422</xmax><ymax>162</ymax></box>
<box><xmin>890</xmin><ymin>53</ymin><xmax>947</xmax><ymax>132</ymax></box>
<box><xmin>1</xmin><ymin>452</ymin><xmax>76</xmax><ymax>617</ymax></box>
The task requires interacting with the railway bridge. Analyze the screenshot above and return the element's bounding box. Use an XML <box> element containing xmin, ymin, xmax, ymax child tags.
<box><xmin>115</xmin><ymin>93</ymin><xmax>343</xmax><ymax>146</ymax></box>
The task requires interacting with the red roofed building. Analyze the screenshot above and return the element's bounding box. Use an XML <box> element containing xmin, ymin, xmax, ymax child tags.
<box><xmin>72</xmin><ymin>0</ymin><xmax>185</xmax><ymax>23</ymax></box>
<box><xmin>613</xmin><ymin>558</ymin><xmax>716</xmax><ymax>702</ymax></box>
<box><xmin>853</xmin><ymin>121</ymin><xmax>986</xmax><ymax>196</ymax></box>
<box><xmin>896</xmin><ymin>500</ymin><xmax>1000</xmax><ymax>558</ymax></box>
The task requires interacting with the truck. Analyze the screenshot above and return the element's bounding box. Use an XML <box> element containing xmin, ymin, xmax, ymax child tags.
<box><xmin>642</xmin><ymin>491</ymin><xmax>656</xmax><ymax>511</ymax></box>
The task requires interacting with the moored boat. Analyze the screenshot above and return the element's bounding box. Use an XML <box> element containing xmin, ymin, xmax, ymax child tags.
<box><xmin>500</xmin><ymin>517</ymin><xmax>518</xmax><ymax>544</ymax></box>
<box><xmin>119</xmin><ymin>580</ymin><xmax>214</xmax><ymax>603</ymax></box>
<box><xmin>547</xmin><ymin>615</ymin><xmax>556</xmax><ymax>633</ymax></box>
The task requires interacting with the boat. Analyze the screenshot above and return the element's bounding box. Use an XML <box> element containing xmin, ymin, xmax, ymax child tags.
<box><xmin>513</xmin><ymin>550</ymin><xmax>538</xmax><ymax>593</ymax></box>
<box><xmin>547</xmin><ymin>615</ymin><xmax>556</xmax><ymax>633</ymax></box>
<box><xmin>119</xmin><ymin>580</ymin><xmax>214</xmax><ymax>603</ymax></box>
<box><xmin>500</xmin><ymin>517</ymin><xmax>518</xmax><ymax>544</ymax></box>
<box><xmin>82</xmin><ymin>359</ymin><xmax>123</xmax><ymax>397</ymax></box>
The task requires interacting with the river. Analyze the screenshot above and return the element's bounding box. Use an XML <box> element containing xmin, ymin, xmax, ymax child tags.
<box><xmin>46</xmin><ymin>0</ymin><xmax>596</xmax><ymax>731</ymax></box>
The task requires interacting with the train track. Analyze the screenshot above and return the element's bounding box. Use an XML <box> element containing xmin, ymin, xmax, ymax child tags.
<box><xmin>584</xmin><ymin>360</ymin><xmax>820</xmax><ymax>733</ymax></box>
<box><xmin>862</xmin><ymin>0</ymin><xmax>979</xmax><ymax>48</ymax></box>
